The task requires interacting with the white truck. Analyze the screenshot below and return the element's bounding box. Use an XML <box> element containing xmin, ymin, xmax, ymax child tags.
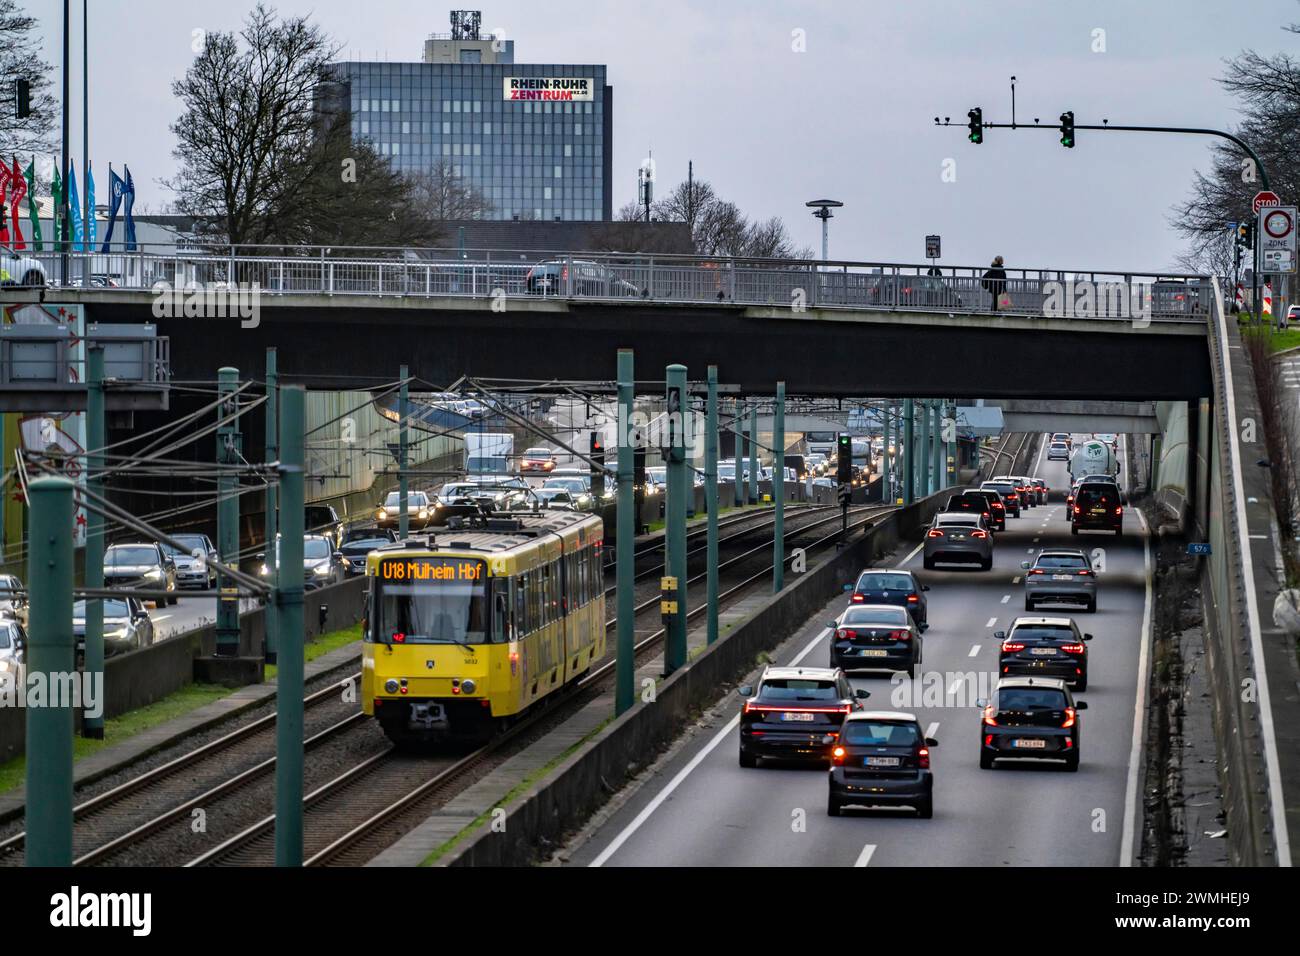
<box><xmin>465</xmin><ymin>432</ymin><xmax>514</xmax><ymax>476</ymax></box>
<box><xmin>1068</xmin><ymin>438</ymin><xmax>1117</xmax><ymax>482</ymax></box>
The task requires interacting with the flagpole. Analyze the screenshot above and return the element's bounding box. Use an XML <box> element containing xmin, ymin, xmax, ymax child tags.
<box><xmin>61</xmin><ymin>0</ymin><xmax>70</xmax><ymax>282</ymax></box>
<box><xmin>82</xmin><ymin>0</ymin><xmax>89</xmax><ymax>277</ymax></box>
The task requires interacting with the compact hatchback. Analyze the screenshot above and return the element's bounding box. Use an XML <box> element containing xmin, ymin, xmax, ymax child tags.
<box><xmin>943</xmin><ymin>489</ymin><xmax>1003</xmax><ymax>532</ymax></box>
<box><xmin>827</xmin><ymin>712</ymin><xmax>937</xmax><ymax>818</ymax></box>
<box><xmin>1022</xmin><ymin>549</ymin><xmax>1097</xmax><ymax>613</ymax></box>
<box><xmin>848</xmin><ymin>569</ymin><xmax>929</xmax><ymax>629</ymax></box>
<box><xmin>737</xmin><ymin>667</ymin><xmax>869</xmax><ymax>767</ymax></box>
<box><xmin>977</xmin><ymin>677</ymin><xmax>1087</xmax><ymax>771</ymax></box>
<box><xmin>828</xmin><ymin>604</ymin><xmax>923</xmax><ymax>678</ymax></box>
<box><xmin>1047</xmin><ymin>441</ymin><xmax>1070</xmax><ymax>461</ymax></box>
<box><xmin>923</xmin><ymin>512</ymin><xmax>992</xmax><ymax>570</ymax></box>
<box><xmin>994</xmin><ymin>616</ymin><xmax>1092</xmax><ymax>690</ymax></box>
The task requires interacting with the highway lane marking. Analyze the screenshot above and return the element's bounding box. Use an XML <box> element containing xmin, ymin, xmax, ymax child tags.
<box><xmin>1120</xmin><ymin>502</ymin><xmax>1154</xmax><ymax>868</ymax></box>
<box><xmin>1025</xmin><ymin>548</ymin><xmax>1034</xmax><ymax>553</ymax></box>
<box><xmin>967</xmin><ymin>644</ymin><xmax>980</xmax><ymax>657</ymax></box>
<box><xmin>1000</xmin><ymin>594</ymin><xmax>1009</xmax><ymax>603</ymax></box>
<box><xmin>925</xmin><ymin>721</ymin><xmax>939</xmax><ymax>739</ymax></box>
<box><xmin>984</xmin><ymin>617</ymin><xmax>996</xmax><ymax>628</ymax></box>
<box><xmin>897</xmin><ymin>540</ymin><xmax>925</xmax><ymax>568</ymax></box>
<box><xmin>1033</xmin><ymin>537</ymin><xmax>1040</xmax><ymax>543</ymax></box>
<box><xmin>589</xmin><ymin>624</ymin><xmax>832</xmax><ymax>867</ymax></box>
<box><xmin>1011</xmin><ymin>576</ymin><xmax>1020</xmax><ymax>584</ymax></box>
<box><xmin>152</xmin><ymin>614</ymin><xmax>172</xmax><ymax>622</ymax></box>
<box><xmin>853</xmin><ymin>844</ymin><xmax>877</xmax><ymax>867</ymax></box>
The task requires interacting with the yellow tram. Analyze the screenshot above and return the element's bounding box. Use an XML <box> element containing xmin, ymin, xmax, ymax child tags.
<box><xmin>361</xmin><ymin>510</ymin><xmax>605</xmax><ymax>744</ymax></box>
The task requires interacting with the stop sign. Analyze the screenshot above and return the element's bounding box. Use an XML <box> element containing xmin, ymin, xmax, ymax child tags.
<box><xmin>1253</xmin><ymin>190</ymin><xmax>1281</xmax><ymax>214</ymax></box>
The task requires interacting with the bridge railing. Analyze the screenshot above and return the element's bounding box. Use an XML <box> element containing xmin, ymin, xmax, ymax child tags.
<box><xmin>17</xmin><ymin>244</ymin><xmax>1210</xmax><ymax>321</ymax></box>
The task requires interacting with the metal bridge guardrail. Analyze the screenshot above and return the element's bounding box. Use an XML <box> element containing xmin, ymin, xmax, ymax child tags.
<box><xmin>0</xmin><ymin>326</ymin><xmax>169</xmax><ymax>390</ymax></box>
<box><xmin>12</xmin><ymin>243</ymin><xmax>1210</xmax><ymax>321</ymax></box>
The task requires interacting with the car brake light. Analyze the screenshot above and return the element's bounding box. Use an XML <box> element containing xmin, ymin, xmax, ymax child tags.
<box><xmin>982</xmin><ymin>706</ymin><xmax>997</xmax><ymax>727</ymax></box>
<box><xmin>917</xmin><ymin>747</ymin><xmax>930</xmax><ymax>769</ymax></box>
<box><xmin>832</xmin><ymin>746</ymin><xmax>846</xmax><ymax>764</ymax></box>
<box><xmin>837</xmin><ymin>628</ymin><xmax>857</xmax><ymax>640</ymax></box>
<box><xmin>1062</xmin><ymin>643</ymin><xmax>1085</xmax><ymax>654</ymax></box>
<box><xmin>1007</xmin><ymin>493</ymin><xmax>1018</xmax><ymax>500</ymax></box>
<box><xmin>1029</xmin><ymin>568</ymin><xmax>1044</xmax><ymax>575</ymax></box>
<box><xmin>1115</xmin><ymin>506</ymin><xmax>1123</xmax><ymax>516</ymax></box>
<box><xmin>1077</xmin><ymin>569</ymin><xmax>1093</xmax><ymax>576</ymax></box>
<box><xmin>851</xmin><ymin>593</ymin><xmax>864</xmax><ymax>603</ymax></box>
<box><xmin>983</xmin><ymin>733</ymin><xmax>994</xmax><ymax>746</ymax></box>
<box><xmin>992</xmin><ymin>502</ymin><xmax>1004</xmax><ymax>510</ymax></box>
<box><xmin>1073</xmin><ymin>505</ymin><xmax>1081</xmax><ymax>514</ymax></box>
<box><xmin>1061</xmin><ymin>707</ymin><xmax>1076</xmax><ymax>728</ymax></box>
<box><xmin>971</xmin><ymin>529</ymin><xmax>988</xmax><ymax>538</ymax></box>
<box><xmin>927</xmin><ymin>529</ymin><xmax>944</xmax><ymax>538</ymax></box>
<box><xmin>891</xmin><ymin>629</ymin><xmax>911</xmax><ymax>641</ymax></box>
<box><xmin>906</xmin><ymin>594</ymin><xmax>919</xmax><ymax>603</ymax></box>
<box><xmin>1001</xmin><ymin>641</ymin><xmax>1025</xmax><ymax>652</ymax></box>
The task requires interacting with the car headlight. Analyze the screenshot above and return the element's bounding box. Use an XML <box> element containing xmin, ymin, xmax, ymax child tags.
<box><xmin>259</xmin><ymin>563</ymin><xmax>270</xmax><ymax>576</ymax></box>
<box><xmin>144</xmin><ymin>568</ymin><xmax>163</xmax><ymax>580</ymax></box>
<box><xmin>0</xmin><ymin>660</ymin><xmax>9</xmax><ymax>673</ymax></box>
<box><xmin>314</xmin><ymin>563</ymin><xmax>331</xmax><ymax>576</ymax></box>
<box><xmin>418</xmin><ymin>510</ymin><xmax>428</xmax><ymax>519</ymax></box>
<box><xmin>106</xmin><ymin>626</ymin><xmax>128</xmax><ymax>640</ymax></box>
<box><xmin>375</xmin><ymin>509</ymin><xmax>385</xmax><ymax>520</ymax></box>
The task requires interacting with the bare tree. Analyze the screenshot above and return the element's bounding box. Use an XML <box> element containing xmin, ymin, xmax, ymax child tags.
<box><xmin>615</xmin><ymin>200</ymin><xmax>644</xmax><ymax>222</ymax></box>
<box><xmin>407</xmin><ymin>160</ymin><xmax>495</xmax><ymax>221</ymax></box>
<box><xmin>165</xmin><ymin>4</ymin><xmax>342</xmax><ymax>245</ymax></box>
<box><xmin>653</xmin><ymin>178</ymin><xmax>717</xmax><ymax>236</ymax></box>
<box><xmin>0</xmin><ymin>0</ymin><xmax>56</xmax><ymax>157</ymax></box>
<box><xmin>647</xmin><ymin>174</ymin><xmax>809</xmax><ymax>258</ymax></box>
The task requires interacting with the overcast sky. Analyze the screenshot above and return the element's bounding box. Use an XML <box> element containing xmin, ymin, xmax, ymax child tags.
<box><xmin>29</xmin><ymin>0</ymin><xmax>1300</xmax><ymax>271</ymax></box>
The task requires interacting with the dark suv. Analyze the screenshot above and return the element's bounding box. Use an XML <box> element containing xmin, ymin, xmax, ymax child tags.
<box><xmin>737</xmin><ymin>666</ymin><xmax>868</xmax><ymax>767</ymax></box>
<box><xmin>847</xmin><ymin>569</ymin><xmax>929</xmax><ymax>629</ymax></box>
<box><xmin>980</xmin><ymin>481</ymin><xmax>1021</xmax><ymax>517</ymax></box>
<box><xmin>977</xmin><ymin>677</ymin><xmax>1087</xmax><ymax>771</ymax></box>
<box><xmin>994</xmin><ymin>616</ymin><xmax>1092</xmax><ymax>690</ymax></box>
<box><xmin>525</xmin><ymin>259</ymin><xmax>639</xmax><ymax>297</ymax></box>
<box><xmin>828</xmin><ymin>712</ymin><xmax>938</xmax><ymax>818</ymax></box>
<box><xmin>944</xmin><ymin>490</ymin><xmax>1003</xmax><ymax>532</ymax></box>
<box><xmin>1071</xmin><ymin>482</ymin><xmax>1123</xmax><ymax>536</ymax></box>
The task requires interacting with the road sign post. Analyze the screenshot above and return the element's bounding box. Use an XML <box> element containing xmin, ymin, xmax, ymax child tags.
<box><xmin>748</xmin><ymin>403</ymin><xmax>758</xmax><ymax>506</ymax></box>
<box><xmin>903</xmin><ymin>399</ymin><xmax>915</xmax><ymax>505</ymax></box>
<box><xmin>398</xmin><ymin>364</ymin><xmax>409</xmax><ymax>539</ymax></box>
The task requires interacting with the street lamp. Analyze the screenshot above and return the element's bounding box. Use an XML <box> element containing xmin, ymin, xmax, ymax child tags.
<box><xmin>806</xmin><ymin>199</ymin><xmax>843</xmax><ymax>263</ymax></box>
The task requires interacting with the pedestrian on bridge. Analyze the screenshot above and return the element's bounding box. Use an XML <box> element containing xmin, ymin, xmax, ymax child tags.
<box><xmin>982</xmin><ymin>256</ymin><xmax>1007</xmax><ymax>312</ymax></box>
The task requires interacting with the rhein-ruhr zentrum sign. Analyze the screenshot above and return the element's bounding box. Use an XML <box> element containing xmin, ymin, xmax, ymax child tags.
<box><xmin>503</xmin><ymin>76</ymin><xmax>595</xmax><ymax>101</ymax></box>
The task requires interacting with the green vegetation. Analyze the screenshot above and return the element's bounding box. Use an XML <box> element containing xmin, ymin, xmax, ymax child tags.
<box><xmin>0</xmin><ymin>682</ymin><xmax>231</xmax><ymax>794</ymax></box>
<box><xmin>264</xmin><ymin>623</ymin><xmax>361</xmax><ymax>682</ymax></box>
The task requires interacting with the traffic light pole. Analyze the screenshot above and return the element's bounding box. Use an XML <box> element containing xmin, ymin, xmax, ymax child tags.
<box><xmin>83</xmin><ymin>346</ymin><xmax>104</xmax><ymax>738</ymax></box>
<box><xmin>903</xmin><ymin>399</ymin><xmax>915</xmax><ymax>506</ymax></box>
<box><xmin>773</xmin><ymin>381</ymin><xmax>785</xmax><ymax>593</ymax></box>
<box><xmin>398</xmin><ymin>364</ymin><xmax>409</xmax><ymax>539</ymax></box>
<box><xmin>705</xmin><ymin>366</ymin><xmax>719</xmax><ymax>644</ymax></box>
<box><xmin>615</xmin><ymin>350</ymin><xmax>635</xmax><ymax>713</ymax></box>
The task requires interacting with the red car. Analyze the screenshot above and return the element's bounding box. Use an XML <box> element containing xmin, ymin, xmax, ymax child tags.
<box><xmin>520</xmin><ymin>447</ymin><xmax>556</xmax><ymax>473</ymax></box>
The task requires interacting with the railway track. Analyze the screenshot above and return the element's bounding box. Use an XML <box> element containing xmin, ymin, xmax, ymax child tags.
<box><xmin>188</xmin><ymin>502</ymin><xmax>891</xmax><ymax>867</ymax></box>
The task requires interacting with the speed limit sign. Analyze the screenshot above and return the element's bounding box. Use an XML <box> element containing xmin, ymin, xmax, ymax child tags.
<box><xmin>1258</xmin><ymin>205</ymin><xmax>1297</xmax><ymax>275</ymax></box>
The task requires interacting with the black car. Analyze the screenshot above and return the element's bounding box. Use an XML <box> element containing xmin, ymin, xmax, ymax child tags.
<box><xmin>977</xmin><ymin>677</ymin><xmax>1087</xmax><ymax>771</ymax></box>
<box><xmin>943</xmin><ymin>490</ymin><xmax>1001</xmax><ymax>531</ymax></box>
<box><xmin>847</xmin><ymin>569</ymin><xmax>929</xmax><ymax>629</ymax></box>
<box><xmin>980</xmin><ymin>481</ymin><xmax>1021</xmax><ymax>517</ymax></box>
<box><xmin>525</xmin><ymin>259</ymin><xmax>639</xmax><ymax>297</ymax></box>
<box><xmin>338</xmin><ymin>526</ymin><xmax>398</xmax><ymax>576</ymax></box>
<box><xmin>994</xmin><ymin>616</ymin><xmax>1092</xmax><ymax>690</ymax></box>
<box><xmin>104</xmin><ymin>542</ymin><xmax>178</xmax><ymax>606</ymax></box>
<box><xmin>961</xmin><ymin>488</ymin><xmax>1007</xmax><ymax>531</ymax></box>
<box><xmin>828</xmin><ymin>604</ymin><xmax>923</xmax><ymax>678</ymax></box>
<box><xmin>73</xmin><ymin>595</ymin><xmax>154</xmax><ymax>659</ymax></box>
<box><xmin>737</xmin><ymin>666</ymin><xmax>868</xmax><ymax>767</ymax></box>
<box><xmin>1071</xmin><ymin>483</ymin><xmax>1124</xmax><ymax>536</ymax></box>
<box><xmin>827</xmin><ymin>712</ymin><xmax>937</xmax><ymax>818</ymax></box>
<box><xmin>305</xmin><ymin>504</ymin><xmax>344</xmax><ymax>548</ymax></box>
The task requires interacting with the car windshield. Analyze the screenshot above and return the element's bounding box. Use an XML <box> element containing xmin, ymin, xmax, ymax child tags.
<box><xmin>74</xmin><ymin>598</ymin><xmax>130</xmax><ymax>618</ymax></box>
<box><xmin>758</xmin><ymin>678</ymin><xmax>838</xmax><ymax>701</ymax></box>
<box><xmin>856</xmin><ymin>573</ymin><xmax>912</xmax><ymax>591</ymax></box>
<box><xmin>842</xmin><ymin>608</ymin><xmax>908</xmax><ymax>626</ymax></box>
<box><xmin>106</xmin><ymin>546</ymin><xmax>157</xmax><ymax>566</ymax></box>
<box><xmin>0</xmin><ymin>625</ymin><xmax>15</xmax><ymax>648</ymax></box>
<box><xmin>524</xmin><ymin>448</ymin><xmax>550</xmax><ymax>457</ymax></box>
<box><xmin>162</xmin><ymin>534</ymin><xmax>209</xmax><ymax>556</ymax></box>
<box><xmin>1012</xmin><ymin>625</ymin><xmax>1077</xmax><ymax>641</ymax></box>
<box><xmin>1077</xmin><ymin>489</ymin><xmax>1117</xmax><ymax>506</ymax></box>
<box><xmin>983</xmin><ymin>483</ymin><xmax>1015</xmax><ymax>494</ymax></box>
<box><xmin>936</xmin><ymin>515</ymin><xmax>978</xmax><ymax>526</ymax></box>
<box><xmin>842</xmin><ymin>721</ymin><xmax>920</xmax><ymax>746</ymax></box>
<box><xmin>1036</xmin><ymin>554</ymin><xmax>1087</xmax><ymax>569</ymax></box>
<box><xmin>345</xmin><ymin>537</ymin><xmax>389</xmax><ymax>550</ymax></box>
<box><xmin>303</xmin><ymin>538</ymin><xmax>331</xmax><ymax>560</ymax></box>
<box><xmin>996</xmin><ymin>688</ymin><xmax>1069</xmax><ymax>711</ymax></box>
<box><xmin>544</xmin><ymin>479</ymin><xmax>586</xmax><ymax>493</ymax></box>
<box><xmin>305</xmin><ymin>508</ymin><xmax>335</xmax><ymax>525</ymax></box>
<box><xmin>373</xmin><ymin>558</ymin><xmax>488</xmax><ymax>645</ymax></box>
<box><xmin>439</xmin><ymin>484</ymin><xmax>477</xmax><ymax>497</ymax></box>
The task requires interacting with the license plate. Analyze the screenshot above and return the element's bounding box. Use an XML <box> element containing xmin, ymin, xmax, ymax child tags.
<box><xmin>1031</xmin><ymin>647</ymin><xmax>1057</xmax><ymax>656</ymax></box>
<box><xmin>782</xmin><ymin>712</ymin><xmax>815</xmax><ymax>721</ymax></box>
<box><xmin>1053</xmin><ymin>574</ymin><xmax>1074</xmax><ymax>581</ymax></box>
<box><xmin>864</xmin><ymin>756</ymin><xmax>900</xmax><ymax>767</ymax></box>
<box><xmin>859</xmin><ymin>649</ymin><xmax>889</xmax><ymax>657</ymax></box>
<box><xmin>1012</xmin><ymin>738</ymin><xmax>1047</xmax><ymax>749</ymax></box>
<box><xmin>951</xmin><ymin>533</ymin><xmax>965</xmax><ymax>540</ymax></box>
<box><xmin>1090</xmin><ymin>508</ymin><xmax>1105</xmax><ymax>515</ymax></box>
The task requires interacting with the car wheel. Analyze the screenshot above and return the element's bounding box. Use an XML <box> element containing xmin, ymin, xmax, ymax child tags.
<box><xmin>980</xmin><ymin>557</ymin><xmax>992</xmax><ymax>571</ymax></box>
<box><xmin>1115</xmin><ymin>527</ymin><xmax>1123</xmax><ymax>538</ymax></box>
<box><xmin>1075</xmin><ymin>676</ymin><xmax>1088</xmax><ymax>692</ymax></box>
<box><xmin>916</xmin><ymin>795</ymin><xmax>933</xmax><ymax>819</ymax></box>
<box><xmin>1070</xmin><ymin>525</ymin><xmax>1079</xmax><ymax>536</ymax></box>
<box><xmin>827</xmin><ymin>794</ymin><xmax>842</xmax><ymax>817</ymax></box>
<box><xmin>1086</xmin><ymin>598</ymin><xmax>1096</xmax><ymax>614</ymax></box>
<box><xmin>1064</xmin><ymin>752</ymin><xmax>1080</xmax><ymax>772</ymax></box>
<box><xmin>739</xmin><ymin>747</ymin><xmax>757</xmax><ymax>769</ymax></box>
<box><xmin>922</xmin><ymin>556</ymin><xmax>935</xmax><ymax>570</ymax></box>
<box><xmin>1024</xmin><ymin>597</ymin><xmax>1034</xmax><ymax>611</ymax></box>
<box><xmin>905</xmin><ymin>662</ymin><xmax>915</xmax><ymax>679</ymax></box>
<box><xmin>979</xmin><ymin>750</ymin><xmax>995</xmax><ymax>770</ymax></box>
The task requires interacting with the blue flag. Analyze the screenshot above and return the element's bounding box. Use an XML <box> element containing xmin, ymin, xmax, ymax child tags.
<box><xmin>101</xmin><ymin>164</ymin><xmax>124</xmax><ymax>252</ymax></box>
<box><xmin>123</xmin><ymin>165</ymin><xmax>137</xmax><ymax>251</ymax></box>
<box><xmin>68</xmin><ymin>161</ymin><xmax>84</xmax><ymax>252</ymax></box>
<box><xmin>86</xmin><ymin>163</ymin><xmax>96</xmax><ymax>251</ymax></box>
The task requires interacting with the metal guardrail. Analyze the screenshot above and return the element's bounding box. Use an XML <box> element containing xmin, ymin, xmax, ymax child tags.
<box><xmin>0</xmin><ymin>327</ymin><xmax>169</xmax><ymax>390</ymax></box>
<box><xmin>10</xmin><ymin>243</ymin><xmax>1211</xmax><ymax>321</ymax></box>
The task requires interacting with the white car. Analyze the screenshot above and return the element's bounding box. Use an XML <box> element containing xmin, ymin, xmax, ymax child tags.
<box><xmin>0</xmin><ymin>245</ymin><xmax>46</xmax><ymax>287</ymax></box>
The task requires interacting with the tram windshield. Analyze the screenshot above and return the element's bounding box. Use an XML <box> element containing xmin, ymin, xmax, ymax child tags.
<box><xmin>373</xmin><ymin>557</ymin><xmax>489</xmax><ymax>646</ymax></box>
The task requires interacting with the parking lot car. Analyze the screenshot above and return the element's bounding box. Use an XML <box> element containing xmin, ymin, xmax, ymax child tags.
<box><xmin>163</xmin><ymin>533</ymin><xmax>219</xmax><ymax>590</ymax></box>
<box><xmin>924</xmin><ymin>512</ymin><xmax>993</xmax><ymax>570</ymax></box>
<box><xmin>0</xmin><ymin>619</ymin><xmax>25</xmax><ymax>692</ymax></box>
<box><xmin>0</xmin><ymin>244</ymin><xmax>46</xmax><ymax>287</ymax></box>
<box><xmin>980</xmin><ymin>480</ymin><xmax>1021</xmax><ymax>517</ymax></box>
<box><xmin>1022</xmin><ymin>549</ymin><xmax>1097</xmax><ymax>613</ymax></box>
<box><xmin>1047</xmin><ymin>441</ymin><xmax>1070</xmax><ymax>461</ymax></box>
<box><xmin>520</xmin><ymin>447</ymin><xmax>557</xmax><ymax>473</ymax></box>
<box><xmin>1071</xmin><ymin>482</ymin><xmax>1123</xmax><ymax>536</ymax></box>
<box><xmin>848</xmin><ymin>569</ymin><xmax>929</xmax><ymax>629</ymax></box>
<box><xmin>73</xmin><ymin>596</ymin><xmax>154</xmax><ymax>659</ymax></box>
<box><xmin>828</xmin><ymin>604</ymin><xmax>923</xmax><ymax>678</ymax></box>
<box><xmin>737</xmin><ymin>666</ymin><xmax>868</xmax><ymax>767</ymax></box>
<box><xmin>994</xmin><ymin>616</ymin><xmax>1091</xmax><ymax>690</ymax></box>
<box><xmin>375</xmin><ymin>490</ymin><xmax>433</xmax><ymax>530</ymax></box>
<box><xmin>104</xmin><ymin>542</ymin><xmax>178</xmax><ymax>605</ymax></box>
<box><xmin>525</xmin><ymin>258</ymin><xmax>640</xmax><ymax>297</ymax></box>
<box><xmin>827</xmin><ymin>712</ymin><xmax>937</xmax><ymax>818</ymax></box>
<box><xmin>977</xmin><ymin>677</ymin><xmax>1087</xmax><ymax>771</ymax></box>
<box><xmin>339</xmin><ymin>526</ymin><xmax>398</xmax><ymax>576</ymax></box>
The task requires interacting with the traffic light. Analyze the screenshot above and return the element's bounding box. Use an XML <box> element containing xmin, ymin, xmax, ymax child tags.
<box><xmin>837</xmin><ymin>433</ymin><xmax>852</xmax><ymax>487</ymax></box>
<box><xmin>1059</xmin><ymin>111</ymin><xmax>1075</xmax><ymax>148</ymax></box>
<box><xmin>1238</xmin><ymin>221</ymin><xmax>1255</xmax><ymax>249</ymax></box>
<box><xmin>590</xmin><ymin>430</ymin><xmax>605</xmax><ymax>500</ymax></box>
<box><xmin>967</xmin><ymin>107</ymin><xmax>983</xmax><ymax>145</ymax></box>
<box><xmin>16</xmin><ymin>79</ymin><xmax>30</xmax><ymax>120</ymax></box>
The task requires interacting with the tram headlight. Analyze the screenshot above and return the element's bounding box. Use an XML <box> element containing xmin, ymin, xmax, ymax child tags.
<box><xmin>460</xmin><ymin>678</ymin><xmax>476</xmax><ymax>694</ymax></box>
<box><xmin>384</xmin><ymin>678</ymin><xmax>399</xmax><ymax>694</ymax></box>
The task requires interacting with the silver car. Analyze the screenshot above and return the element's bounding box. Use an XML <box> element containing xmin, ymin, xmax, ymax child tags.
<box><xmin>1022</xmin><ymin>549</ymin><xmax>1097</xmax><ymax>613</ymax></box>
<box><xmin>0</xmin><ymin>618</ymin><xmax>25</xmax><ymax>692</ymax></box>
<box><xmin>924</xmin><ymin>512</ymin><xmax>993</xmax><ymax>570</ymax></box>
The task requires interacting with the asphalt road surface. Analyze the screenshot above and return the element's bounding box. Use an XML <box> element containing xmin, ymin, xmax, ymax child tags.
<box><xmin>569</xmin><ymin>435</ymin><xmax>1151</xmax><ymax>867</ymax></box>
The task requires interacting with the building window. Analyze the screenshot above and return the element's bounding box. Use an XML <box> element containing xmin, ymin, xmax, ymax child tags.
<box><xmin>473</xmin><ymin>100</ymin><xmax>481</xmax><ymax>113</ymax></box>
<box><xmin>381</xmin><ymin>100</ymin><xmax>390</xmax><ymax>112</ymax></box>
<box><xmin>391</xmin><ymin>99</ymin><xmax>400</xmax><ymax>111</ymax></box>
<box><xmin>554</xmin><ymin>165</ymin><xmax>561</xmax><ymax>178</ymax></box>
<box><xmin>544</xmin><ymin>186</ymin><xmax>552</xmax><ymax>199</ymax></box>
<box><xmin>443</xmin><ymin>121</ymin><xmax>451</xmax><ymax>134</ymax></box>
<box><xmin>392</xmin><ymin>142</ymin><xmax>400</xmax><ymax>156</ymax></box>
<box><xmin>360</xmin><ymin>120</ymin><xmax>369</xmax><ymax>135</ymax></box>
<box><xmin>484</xmin><ymin>121</ymin><xmax>491</xmax><ymax>134</ymax></box>
<box><xmin>453</xmin><ymin>101</ymin><xmax>460</xmax><ymax>113</ymax></box>
<box><xmin>564</xmin><ymin>144</ymin><xmax>572</xmax><ymax>157</ymax></box>
<box><xmin>442</xmin><ymin>100</ymin><xmax>450</xmax><ymax>112</ymax></box>
<box><xmin>575</xmin><ymin>123</ymin><xmax>582</xmax><ymax>135</ymax></box>
<box><xmin>402</xmin><ymin>121</ymin><xmax>410</xmax><ymax>134</ymax></box>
